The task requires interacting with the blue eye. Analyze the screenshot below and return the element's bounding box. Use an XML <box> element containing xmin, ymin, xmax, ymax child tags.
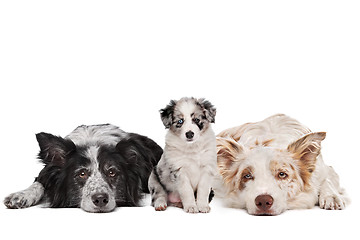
<box><xmin>177</xmin><ymin>119</ymin><xmax>184</xmax><ymax>124</ymax></box>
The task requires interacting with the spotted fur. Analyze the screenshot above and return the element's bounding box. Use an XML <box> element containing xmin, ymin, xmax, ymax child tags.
<box><xmin>4</xmin><ymin>124</ymin><xmax>162</xmax><ymax>213</ymax></box>
<box><xmin>149</xmin><ymin>97</ymin><xmax>217</xmax><ymax>213</ymax></box>
<box><xmin>216</xmin><ymin>114</ymin><xmax>349</xmax><ymax>215</ymax></box>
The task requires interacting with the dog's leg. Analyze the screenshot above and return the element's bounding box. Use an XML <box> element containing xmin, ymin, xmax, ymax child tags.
<box><xmin>178</xmin><ymin>175</ymin><xmax>198</xmax><ymax>213</ymax></box>
<box><xmin>196</xmin><ymin>173</ymin><xmax>211</xmax><ymax>213</ymax></box>
<box><xmin>318</xmin><ymin>166</ymin><xmax>348</xmax><ymax>210</ymax></box>
<box><xmin>4</xmin><ymin>181</ymin><xmax>45</xmax><ymax>209</ymax></box>
<box><xmin>148</xmin><ymin>170</ymin><xmax>168</xmax><ymax>211</ymax></box>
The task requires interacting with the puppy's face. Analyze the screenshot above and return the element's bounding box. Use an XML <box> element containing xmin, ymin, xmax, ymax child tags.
<box><xmin>217</xmin><ymin>132</ymin><xmax>325</xmax><ymax>215</ymax></box>
<box><xmin>160</xmin><ymin>97</ymin><xmax>216</xmax><ymax>143</ymax></box>
<box><xmin>36</xmin><ymin>133</ymin><xmax>148</xmax><ymax>213</ymax></box>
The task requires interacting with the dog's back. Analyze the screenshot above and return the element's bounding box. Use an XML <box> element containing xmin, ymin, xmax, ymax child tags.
<box><xmin>218</xmin><ymin>114</ymin><xmax>311</xmax><ymax>148</ymax></box>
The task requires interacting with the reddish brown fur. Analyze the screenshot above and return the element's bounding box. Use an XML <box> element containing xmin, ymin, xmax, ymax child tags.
<box><xmin>287</xmin><ymin>132</ymin><xmax>326</xmax><ymax>190</ymax></box>
<box><xmin>239</xmin><ymin>167</ymin><xmax>254</xmax><ymax>191</ymax></box>
<box><xmin>217</xmin><ymin>138</ymin><xmax>243</xmax><ymax>189</ymax></box>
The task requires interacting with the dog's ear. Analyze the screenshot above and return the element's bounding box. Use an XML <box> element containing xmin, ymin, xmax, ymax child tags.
<box><xmin>198</xmin><ymin>98</ymin><xmax>216</xmax><ymax>123</ymax></box>
<box><xmin>116</xmin><ymin>134</ymin><xmax>163</xmax><ymax>193</ymax></box>
<box><xmin>160</xmin><ymin>100</ymin><xmax>177</xmax><ymax>129</ymax></box>
<box><xmin>36</xmin><ymin>132</ymin><xmax>76</xmax><ymax>166</ymax></box>
<box><xmin>287</xmin><ymin>132</ymin><xmax>326</xmax><ymax>187</ymax></box>
<box><xmin>217</xmin><ymin>137</ymin><xmax>245</xmax><ymax>184</ymax></box>
<box><xmin>116</xmin><ymin>134</ymin><xmax>163</xmax><ymax>167</ymax></box>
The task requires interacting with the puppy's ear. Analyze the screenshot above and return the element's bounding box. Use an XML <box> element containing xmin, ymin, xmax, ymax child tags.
<box><xmin>217</xmin><ymin>137</ymin><xmax>244</xmax><ymax>184</ymax></box>
<box><xmin>160</xmin><ymin>100</ymin><xmax>177</xmax><ymax>129</ymax></box>
<box><xmin>198</xmin><ymin>98</ymin><xmax>216</xmax><ymax>123</ymax></box>
<box><xmin>287</xmin><ymin>132</ymin><xmax>326</xmax><ymax>187</ymax></box>
<box><xmin>36</xmin><ymin>132</ymin><xmax>76</xmax><ymax>166</ymax></box>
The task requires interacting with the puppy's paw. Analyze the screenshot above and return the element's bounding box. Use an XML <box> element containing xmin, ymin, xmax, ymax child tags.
<box><xmin>4</xmin><ymin>192</ymin><xmax>36</xmax><ymax>209</ymax></box>
<box><xmin>319</xmin><ymin>193</ymin><xmax>346</xmax><ymax>210</ymax></box>
<box><xmin>183</xmin><ymin>204</ymin><xmax>199</xmax><ymax>213</ymax></box>
<box><xmin>197</xmin><ymin>203</ymin><xmax>211</xmax><ymax>213</ymax></box>
<box><xmin>154</xmin><ymin>198</ymin><xmax>167</xmax><ymax>211</ymax></box>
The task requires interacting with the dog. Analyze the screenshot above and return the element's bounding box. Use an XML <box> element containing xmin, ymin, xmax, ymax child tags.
<box><xmin>216</xmin><ymin>114</ymin><xmax>349</xmax><ymax>215</ymax></box>
<box><xmin>148</xmin><ymin>97</ymin><xmax>217</xmax><ymax>213</ymax></box>
<box><xmin>4</xmin><ymin>124</ymin><xmax>163</xmax><ymax>213</ymax></box>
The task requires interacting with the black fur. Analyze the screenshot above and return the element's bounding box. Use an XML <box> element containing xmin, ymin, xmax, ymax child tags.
<box><xmin>7</xmin><ymin>125</ymin><xmax>163</xmax><ymax>212</ymax></box>
<box><xmin>196</xmin><ymin>98</ymin><xmax>216</xmax><ymax>123</ymax></box>
<box><xmin>160</xmin><ymin>100</ymin><xmax>177</xmax><ymax>129</ymax></box>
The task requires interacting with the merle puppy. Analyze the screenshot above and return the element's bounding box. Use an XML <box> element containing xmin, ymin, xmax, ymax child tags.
<box><xmin>4</xmin><ymin>124</ymin><xmax>162</xmax><ymax>213</ymax></box>
<box><xmin>148</xmin><ymin>97</ymin><xmax>217</xmax><ymax>213</ymax></box>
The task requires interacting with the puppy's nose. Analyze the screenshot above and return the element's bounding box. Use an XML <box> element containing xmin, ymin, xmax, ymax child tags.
<box><xmin>255</xmin><ymin>194</ymin><xmax>273</xmax><ymax>211</ymax></box>
<box><xmin>185</xmin><ymin>131</ymin><xmax>194</xmax><ymax>140</ymax></box>
<box><xmin>92</xmin><ymin>193</ymin><xmax>109</xmax><ymax>207</ymax></box>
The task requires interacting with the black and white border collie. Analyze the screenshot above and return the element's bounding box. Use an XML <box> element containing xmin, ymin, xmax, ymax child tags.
<box><xmin>4</xmin><ymin>124</ymin><xmax>163</xmax><ymax>213</ymax></box>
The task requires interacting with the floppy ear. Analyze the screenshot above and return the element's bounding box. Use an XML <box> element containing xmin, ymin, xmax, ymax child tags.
<box><xmin>217</xmin><ymin>137</ymin><xmax>245</xmax><ymax>185</ymax></box>
<box><xmin>36</xmin><ymin>132</ymin><xmax>76</xmax><ymax>166</ymax></box>
<box><xmin>198</xmin><ymin>98</ymin><xmax>216</xmax><ymax>123</ymax></box>
<box><xmin>116</xmin><ymin>133</ymin><xmax>163</xmax><ymax>167</ymax></box>
<box><xmin>287</xmin><ymin>132</ymin><xmax>326</xmax><ymax>187</ymax></box>
<box><xmin>159</xmin><ymin>100</ymin><xmax>177</xmax><ymax>129</ymax></box>
<box><xmin>116</xmin><ymin>133</ymin><xmax>163</xmax><ymax>193</ymax></box>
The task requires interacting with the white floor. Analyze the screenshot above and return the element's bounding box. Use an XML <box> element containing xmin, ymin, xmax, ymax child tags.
<box><xmin>1</xmin><ymin>194</ymin><xmax>357</xmax><ymax>240</ymax></box>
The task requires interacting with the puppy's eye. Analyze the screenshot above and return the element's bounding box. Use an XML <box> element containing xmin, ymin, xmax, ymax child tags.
<box><xmin>278</xmin><ymin>172</ymin><xmax>288</xmax><ymax>179</ymax></box>
<box><xmin>194</xmin><ymin>118</ymin><xmax>200</xmax><ymax>123</ymax></box>
<box><xmin>177</xmin><ymin>119</ymin><xmax>184</xmax><ymax>124</ymax></box>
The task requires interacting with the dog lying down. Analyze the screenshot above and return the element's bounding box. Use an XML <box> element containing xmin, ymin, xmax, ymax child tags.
<box><xmin>216</xmin><ymin>114</ymin><xmax>349</xmax><ymax>215</ymax></box>
<box><xmin>4</xmin><ymin>124</ymin><xmax>162</xmax><ymax>213</ymax></box>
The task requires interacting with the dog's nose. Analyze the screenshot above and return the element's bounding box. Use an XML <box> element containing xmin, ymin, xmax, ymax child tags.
<box><xmin>92</xmin><ymin>193</ymin><xmax>109</xmax><ymax>207</ymax></box>
<box><xmin>255</xmin><ymin>194</ymin><xmax>273</xmax><ymax>211</ymax></box>
<box><xmin>185</xmin><ymin>131</ymin><xmax>194</xmax><ymax>140</ymax></box>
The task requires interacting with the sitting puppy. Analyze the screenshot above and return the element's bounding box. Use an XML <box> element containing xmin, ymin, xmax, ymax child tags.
<box><xmin>148</xmin><ymin>97</ymin><xmax>217</xmax><ymax>213</ymax></box>
<box><xmin>4</xmin><ymin>124</ymin><xmax>162</xmax><ymax>213</ymax></box>
<box><xmin>216</xmin><ymin>114</ymin><xmax>349</xmax><ymax>215</ymax></box>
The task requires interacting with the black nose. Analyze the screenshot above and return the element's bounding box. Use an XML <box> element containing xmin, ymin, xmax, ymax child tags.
<box><xmin>92</xmin><ymin>193</ymin><xmax>109</xmax><ymax>207</ymax></box>
<box><xmin>185</xmin><ymin>131</ymin><xmax>194</xmax><ymax>140</ymax></box>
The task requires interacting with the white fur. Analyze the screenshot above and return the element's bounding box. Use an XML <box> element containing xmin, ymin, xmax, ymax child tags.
<box><xmin>216</xmin><ymin>114</ymin><xmax>349</xmax><ymax>215</ymax></box>
<box><xmin>149</xmin><ymin>98</ymin><xmax>217</xmax><ymax>213</ymax></box>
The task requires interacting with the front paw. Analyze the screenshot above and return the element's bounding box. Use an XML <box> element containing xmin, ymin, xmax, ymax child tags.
<box><xmin>197</xmin><ymin>203</ymin><xmax>211</xmax><ymax>213</ymax></box>
<box><xmin>4</xmin><ymin>192</ymin><xmax>35</xmax><ymax>209</ymax></box>
<box><xmin>153</xmin><ymin>198</ymin><xmax>167</xmax><ymax>211</ymax></box>
<box><xmin>183</xmin><ymin>204</ymin><xmax>199</xmax><ymax>213</ymax></box>
<box><xmin>319</xmin><ymin>194</ymin><xmax>346</xmax><ymax>210</ymax></box>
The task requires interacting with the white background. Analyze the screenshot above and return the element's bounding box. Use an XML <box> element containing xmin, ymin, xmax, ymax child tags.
<box><xmin>0</xmin><ymin>1</ymin><xmax>359</xmax><ymax>239</ymax></box>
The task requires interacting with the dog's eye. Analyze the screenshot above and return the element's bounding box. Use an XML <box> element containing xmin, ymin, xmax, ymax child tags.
<box><xmin>243</xmin><ymin>174</ymin><xmax>253</xmax><ymax>179</ymax></box>
<box><xmin>108</xmin><ymin>169</ymin><xmax>116</xmax><ymax>178</ymax></box>
<box><xmin>194</xmin><ymin>118</ymin><xmax>200</xmax><ymax>123</ymax></box>
<box><xmin>78</xmin><ymin>170</ymin><xmax>88</xmax><ymax>179</ymax></box>
<box><xmin>278</xmin><ymin>172</ymin><xmax>288</xmax><ymax>179</ymax></box>
<box><xmin>177</xmin><ymin>119</ymin><xmax>184</xmax><ymax>124</ymax></box>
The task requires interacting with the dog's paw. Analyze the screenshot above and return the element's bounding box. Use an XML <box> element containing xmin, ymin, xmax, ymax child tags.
<box><xmin>197</xmin><ymin>203</ymin><xmax>211</xmax><ymax>213</ymax></box>
<box><xmin>154</xmin><ymin>198</ymin><xmax>167</xmax><ymax>211</ymax></box>
<box><xmin>4</xmin><ymin>192</ymin><xmax>36</xmax><ymax>209</ymax></box>
<box><xmin>319</xmin><ymin>193</ymin><xmax>346</xmax><ymax>210</ymax></box>
<box><xmin>183</xmin><ymin>204</ymin><xmax>199</xmax><ymax>213</ymax></box>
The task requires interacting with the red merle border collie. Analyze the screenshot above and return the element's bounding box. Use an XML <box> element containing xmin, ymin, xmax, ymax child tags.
<box><xmin>4</xmin><ymin>124</ymin><xmax>162</xmax><ymax>213</ymax></box>
<box><xmin>216</xmin><ymin>114</ymin><xmax>349</xmax><ymax>215</ymax></box>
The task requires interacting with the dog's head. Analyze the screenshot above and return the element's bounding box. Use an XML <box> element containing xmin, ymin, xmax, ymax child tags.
<box><xmin>36</xmin><ymin>132</ymin><xmax>161</xmax><ymax>213</ymax></box>
<box><xmin>160</xmin><ymin>97</ymin><xmax>216</xmax><ymax>143</ymax></box>
<box><xmin>217</xmin><ymin>132</ymin><xmax>326</xmax><ymax>215</ymax></box>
